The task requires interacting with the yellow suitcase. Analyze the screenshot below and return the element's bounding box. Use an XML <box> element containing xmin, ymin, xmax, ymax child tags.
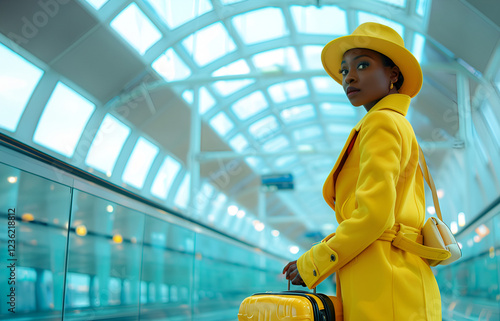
<box><xmin>238</xmin><ymin>287</ymin><xmax>342</xmax><ymax>320</ymax></box>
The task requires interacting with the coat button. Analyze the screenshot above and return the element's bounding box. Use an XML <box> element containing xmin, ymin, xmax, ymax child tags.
<box><xmin>331</xmin><ymin>254</ymin><xmax>336</xmax><ymax>262</ymax></box>
<box><xmin>313</xmin><ymin>270</ymin><xmax>317</xmax><ymax>276</ymax></box>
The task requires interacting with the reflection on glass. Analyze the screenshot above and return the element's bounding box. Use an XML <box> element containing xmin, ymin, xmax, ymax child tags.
<box><xmin>0</xmin><ymin>162</ymin><xmax>71</xmax><ymax>320</ymax></box>
<box><xmin>64</xmin><ymin>190</ymin><xmax>145</xmax><ymax>320</ymax></box>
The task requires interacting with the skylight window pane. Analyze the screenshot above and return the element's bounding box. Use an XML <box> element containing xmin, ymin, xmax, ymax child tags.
<box><xmin>174</xmin><ymin>172</ymin><xmax>190</xmax><ymax>209</ymax></box>
<box><xmin>212</xmin><ymin>79</ymin><xmax>255</xmax><ymax>96</ymax></box>
<box><xmin>151</xmin><ymin>156</ymin><xmax>181</xmax><ymax>199</ymax></box>
<box><xmin>293</xmin><ymin>125</ymin><xmax>322</xmax><ymax>141</ymax></box>
<box><xmin>416</xmin><ymin>0</ymin><xmax>429</xmax><ymax>16</ymax></box>
<box><xmin>212</xmin><ymin>59</ymin><xmax>250</xmax><ymax>76</ymax></box>
<box><xmin>209</xmin><ymin>112</ymin><xmax>234</xmax><ymax>136</ymax></box>
<box><xmin>376</xmin><ymin>0</ymin><xmax>406</xmax><ymax>7</ymax></box>
<box><xmin>320</xmin><ymin>103</ymin><xmax>356</xmax><ymax>117</ymax></box>
<box><xmin>110</xmin><ymin>3</ymin><xmax>162</xmax><ymax>55</ymax></box>
<box><xmin>122</xmin><ymin>137</ymin><xmax>159</xmax><ymax>189</ymax></box>
<box><xmin>0</xmin><ymin>43</ymin><xmax>44</xmax><ymax>132</ymax></box>
<box><xmin>146</xmin><ymin>0</ymin><xmax>212</xmax><ymax>29</ymax></box>
<box><xmin>303</xmin><ymin>45</ymin><xmax>323</xmax><ymax>70</ymax></box>
<box><xmin>281</xmin><ymin>104</ymin><xmax>315</xmax><ymax>124</ymax></box>
<box><xmin>312</xmin><ymin>76</ymin><xmax>344</xmax><ymax>95</ymax></box>
<box><xmin>85</xmin><ymin>0</ymin><xmax>109</xmax><ymax>10</ymax></box>
<box><xmin>275</xmin><ymin>155</ymin><xmax>298</xmax><ymax>168</ymax></box>
<box><xmin>481</xmin><ymin>102</ymin><xmax>500</xmax><ymax>148</ymax></box>
<box><xmin>262</xmin><ymin>135</ymin><xmax>290</xmax><ymax>152</ymax></box>
<box><xmin>196</xmin><ymin>182</ymin><xmax>214</xmax><ymax>212</ymax></box>
<box><xmin>221</xmin><ymin>0</ymin><xmax>244</xmax><ymax>4</ymax></box>
<box><xmin>231</xmin><ymin>91</ymin><xmax>268</xmax><ymax>120</ymax></box>
<box><xmin>182</xmin><ymin>90</ymin><xmax>194</xmax><ymax>104</ymax></box>
<box><xmin>328</xmin><ymin>124</ymin><xmax>353</xmax><ymax>135</ymax></box>
<box><xmin>357</xmin><ymin>12</ymin><xmax>404</xmax><ymax>37</ymax></box>
<box><xmin>412</xmin><ymin>32</ymin><xmax>425</xmax><ymax>63</ymax></box>
<box><xmin>268</xmin><ymin>79</ymin><xmax>309</xmax><ymax>103</ymax></box>
<box><xmin>291</xmin><ymin>5</ymin><xmax>347</xmax><ymax>35</ymax></box>
<box><xmin>232</xmin><ymin>8</ymin><xmax>288</xmax><ymax>44</ymax></box>
<box><xmin>245</xmin><ymin>156</ymin><xmax>266</xmax><ymax>171</ymax></box>
<box><xmin>229</xmin><ymin>134</ymin><xmax>249</xmax><ymax>152</ymax></box>
<box><xmin>252</xmin><ymin>47</ymin><xmax>300</xmax><ymax>72</ymax></box>
<box><xmin>248</xmin><ymin>115</ymin><xmax>279</xmax><ymax>140</ymax></box>
<box><xmin>85</xmin><ymin>114</ymin><xmax>131</xmax><ymax>175</ymax></box>
<box><xmin>182</xmin><ymin>22</ymin><xmax>236</xmax><ymax>66</ymax></box>
<box><xmin>33</xmin><ymin>82</ymin><xmax>95</xmax><ymax>157</ymax></box>
<box><xmin>199</xmin><ymin>87</ymin><xmax>216</xmax><ymax>114</ymax></box>
<box><xmin>152</xmin><ymin>48</ymin><xmax>191</xmax><ymax>81</ymax></box>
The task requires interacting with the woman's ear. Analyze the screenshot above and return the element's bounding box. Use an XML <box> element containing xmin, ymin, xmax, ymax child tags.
<box><xmin>390</xmin><ymin>65</ymin><xmax>401</xmax><ymax>83</ymax></box>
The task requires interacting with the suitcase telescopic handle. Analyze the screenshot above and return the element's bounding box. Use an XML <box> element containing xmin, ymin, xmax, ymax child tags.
<box><xmin>288</xmin><ymin>280</ymin><xmax>316</xmax><ymax>293</ymax></box>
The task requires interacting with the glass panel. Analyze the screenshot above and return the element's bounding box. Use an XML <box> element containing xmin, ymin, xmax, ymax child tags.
<box><xmin>312</xmin><ymin>76</ymin><xmax>345</xmax><ymax>95</ymax></box>
<box><xmin>209</xmin><ymin>112</ymin><xmax>234</xmax><ymax>136</ymax></box>
<box><xmin>181</xmin><ymin>89</ymin><xmax>194</xmax><ymax>104</ymax></box>
<box><xmin>268</xmin><ymin>79</ymin><xmax>309</xmax><ymax>103</ymax></box>
<box><xmin>33</xmin><ymin>82</ymin><xmax>95</xmax><ymax>158</ymax></box>
<box><xmin>376</xmin><ymin>0</ymin><xmax>406</xmax><ymax>7</ymax></box>
<box><xmin>174</xmin><ymin>172</ymin><xmax>190</xmax><ymax>209</ymax></box>
<box><xmin>245</xmin><ymin>156</ymin><xmax>267</xmax><ymax>172</ymax></box>
<box><xmin>262</xmin><ymin>135</ymin><xmax>290</xmax><ymax>152</ymax></box>
<box><xmin>231</xmin><ymin>91</ymin><xmax>268</xmax><ymax>120</ymax></box>
<box><xmin>122</xmin><ymin>137</ymin><xmax>159</xmax><ymax>189</ymax></box>
<box><xmin>327</xmin><ymin>123</ymin><xmax>353</xmax><ymax>135</ymax></box>
<box><xmin>0</xmin><ymin>43</ymin><xmax>44</xmax><ymax>132</ymax></box>
<box><xmin>481</xmin><ymin>101</ymin><xmax>500</xmax><ymax>148</ymax></box>
<box><xmin>84</xmin><ymin>0</ymin><xmax>109</xmax><ymax>10</ymax></box>
<box><xmin>151</xmin><ymin>156</ymin><xmax>181</xmax><ymax>200</ymax></box>
<box><xmin>229</xmin><ymin>134</ymin><xmax>250</xmax><ymax>152</ymax></box>
<box><xmin>140</xmin><ymin>216</ymin><xmax>194</xmax><ymax>319</ymax></box>
<box><xmin>232</xmin><ymin>7</ymin><xmax>288</xmax><ymax>44</ymax></box>
<box><xmin>65</xmin><ymin>190</ymin><xmax>144</xmax><ymax>320</ymax></box>
<box><xmin>252</xmin><ymin>47</ymin><xmax>300</xmax><ymax>72</ymax></box>
<box><xmin>412</xmin><ymin>32</ymin><xmax>425</xmax><ymax>63</ymax></box>
<box><xmin>303</xmin><ymin>45</ymin><xmax>323</xmax><ymax>70</ymax></box>
<box><xmin>152</xmin><ymin>48</ymin><xmax>191</xmax><ymax>81</ymax></box>
<box><xmin>212</xmin><ymin>79</ymin><xmax>255</xmax><ymax>96</ymax></box>
<box><xmin>320</xmin><ymin>102</ymin><xmax>356</xmax><ymax>117</ymax></box>
<box><xmin>212</xmin><ymin>59</ymin><xmax>250</xmax><ymax>76</ymax></box>
<box><xmin>182</xmin><ymin>22</ymin><xmax>236</xmax><ymax>66</ymax></box>
<box><xmin>293</xmin><ymin>125</ymin><xmax>322</xmax><ymax>141</ymax></box>
<box><xmin>357</xmin><ymin>12</ymin><xmax>404</xmax><ymax>37</ymax></box>
<box><xmin>195</xmin><ymin>182</ymin><xmax>215</xmax><ymax>215</ymax></box>
<box><xmin>248</xmin><ymin>115</ymin><xmax>280</xmax><ymax>141</ymax></box>
<box><xmin>280</xmin><ymin>104</ymin><xmax>316</xmax><ymax>123</ymax></box>
<box><xmin>211</xmin><ymin>59</ymin><xmax>254</xmax><ymax>96</ymax></box>
<box><xmin>85</xmin><ymin>114</ymin><xmax>131</xmax><ymax>176</ymax></box>
<box><xmin>146</xmin><ymin>0</ymin><xmax>212</xmax><ymax>29</ymax></box>
<box><xmin>110</xmin><ymin>3</ymin><xmax>162</xmax><ymax>55</ymax></box>
<box><xmin>0</xmin><ymin>163</ymin><xmax>71</xmax><ymax>320</ymax></box>
<box><xmin>221</xmin><ymin>0</ymin><xmax>244</xmax><ymax>4</ymax></box>
<box><xmin>199</xmin><ymin>87</ymin><xmax>216</xmax><ymax>114</ymax></box>
<box><xmin>416</xmin><ymin>0</ymin><xmax>429</xmax><ymax>16</ymax></box>
<box><xmin>274</xmin><ymin>155</ymin><xmax>299</xmax><ymax>168</ymax></box>
<box><xmin>291</xmin><ymin>5</ymin><xmax>347</xmax><ymax>35</ymax></box>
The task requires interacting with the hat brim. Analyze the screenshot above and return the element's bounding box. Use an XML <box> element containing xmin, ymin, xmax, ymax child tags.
<box><xmin>321</xmin><ymin>34</ymin><xmax>423</xmax><ymax>98</ymax></box>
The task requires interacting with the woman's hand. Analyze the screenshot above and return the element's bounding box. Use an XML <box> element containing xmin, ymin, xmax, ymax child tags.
<box><xmin>283</xmin><ymin>260</ymin><xmax>306</xmax><ymax>286</ymax></box>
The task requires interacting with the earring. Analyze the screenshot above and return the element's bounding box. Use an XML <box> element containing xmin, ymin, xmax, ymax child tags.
<box><xmin>390</xmin><ymin>82</ymin><xmax>394</xmax><ymax>90</ymax></box>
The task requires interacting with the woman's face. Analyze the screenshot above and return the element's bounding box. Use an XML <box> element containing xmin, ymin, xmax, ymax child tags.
<box><xmin>340</xmin><ymin>48</ymin><xmax>399</xmax><ymax>111</ymax></box>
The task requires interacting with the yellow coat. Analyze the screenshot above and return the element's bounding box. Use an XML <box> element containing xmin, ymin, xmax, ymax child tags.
<box><xmin>297</xmin><ymin>94</ymin><xmax>442</xmax><ymax>320</ymax></box>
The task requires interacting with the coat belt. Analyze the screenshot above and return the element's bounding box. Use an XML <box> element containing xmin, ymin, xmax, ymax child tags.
<box><xmin>378</xmin><ymin>223</ymin><xmax>450</xmax><ymax>261</ymax></box>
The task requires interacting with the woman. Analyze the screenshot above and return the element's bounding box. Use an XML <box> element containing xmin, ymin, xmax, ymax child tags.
<box><xmin>283</xmin><ymin>22</ymin><xmax>442</xmax><ymax>320</ymax></box>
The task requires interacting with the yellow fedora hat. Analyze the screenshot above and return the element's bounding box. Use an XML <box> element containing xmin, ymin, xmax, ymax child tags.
<box><xmin>321</xmin><ymin>22</ymin><xmax>423</xmax><ymax>98</ymax></box>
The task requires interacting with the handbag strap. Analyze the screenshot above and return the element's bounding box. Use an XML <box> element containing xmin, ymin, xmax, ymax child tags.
<box><xmin>417</xmin><ymin>145</ymin><xmax>443</xmax><ymax>222</ymax></box>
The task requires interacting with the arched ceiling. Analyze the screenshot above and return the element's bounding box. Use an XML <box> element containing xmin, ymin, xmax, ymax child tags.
<box><xmin>0</xmin><ymin>0</ymin><xmax>499</xmax><ymax>253</ymax></box>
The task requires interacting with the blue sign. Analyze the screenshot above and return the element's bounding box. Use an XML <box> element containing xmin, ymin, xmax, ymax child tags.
<box><xmin>261</xmin><ymin>173</ymin><xmax>294</xmax><ymax>191</ymax></box>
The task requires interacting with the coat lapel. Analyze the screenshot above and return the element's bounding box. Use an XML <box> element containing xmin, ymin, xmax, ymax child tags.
<box><xmin>322</xmin><ymin>94</ymin><xmax>412</xmax><ymax>212</ymax></box>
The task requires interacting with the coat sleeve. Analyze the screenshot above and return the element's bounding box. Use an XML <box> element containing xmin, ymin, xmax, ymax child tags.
<box><xmin>297</xmin><ymin>111</ymin><xmax>402</xmax><ymax>289</ymax></box>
